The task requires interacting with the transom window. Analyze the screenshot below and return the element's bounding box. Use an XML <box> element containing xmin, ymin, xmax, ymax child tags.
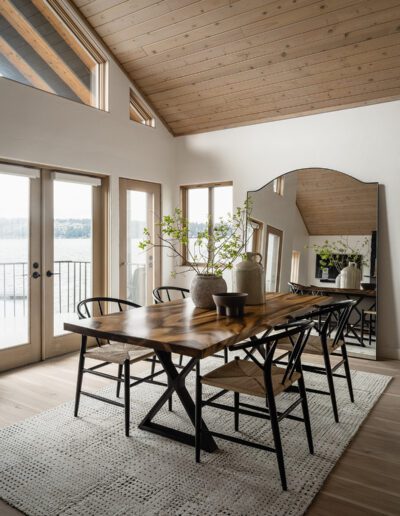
<box><xmin>129</xmin><ymin>90</ymin><xmax>155</xmax><ymax>127</ymax></box>
<box><xmin>273</xmin><ymin>176</ymin><xmax>285</xmax><ymax>196</ymax></box>
<box><xmin>0</xmin><ymin>0</ymin><xmax>107</xmax><ymax>109</ymax></box>
<box><xmin>181</xmin><ymin>182</ymin><xmax>233</xmax><ymax>265</ymax></box>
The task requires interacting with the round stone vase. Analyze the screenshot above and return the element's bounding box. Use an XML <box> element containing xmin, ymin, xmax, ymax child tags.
<box><xmin>190</xmin><ymin>274</ymin><xmax>227</xmax><ymax>308</ymax></box>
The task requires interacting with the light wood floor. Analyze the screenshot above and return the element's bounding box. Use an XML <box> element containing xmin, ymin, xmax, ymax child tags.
<box><xmin>0</xmin><ymin>353</ymin><xmax>399</xmax><ymax>515</ymax></box>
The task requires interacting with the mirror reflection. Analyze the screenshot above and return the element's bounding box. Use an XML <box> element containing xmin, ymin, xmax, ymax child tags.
<box><xmin>247</xmin><ymin>168</ymin><xmax>378</xmax><ymax>359</ymax></box>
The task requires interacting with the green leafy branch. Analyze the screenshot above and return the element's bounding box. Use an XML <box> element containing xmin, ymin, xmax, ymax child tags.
<box><xmin>138</xmin><ymin>200</ymin><xmax>252</xmax><ymax>277</ymax></box>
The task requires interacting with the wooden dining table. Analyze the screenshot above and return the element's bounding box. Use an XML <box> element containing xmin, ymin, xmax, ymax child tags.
<box><xmin>65</xmin><ymin>292</ymin><xmax>330</xmax><ymax>452</ymax></box>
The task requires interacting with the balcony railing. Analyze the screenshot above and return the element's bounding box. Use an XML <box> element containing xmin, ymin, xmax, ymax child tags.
<box><xmin>0</xmin><ymin>261</ymin><xmax>91</xmax><ymax>317</ymax></box>
<box><xmin>0</xmin><ymin>261</ymin><xmax>146</xmax><ymax>317</ymax></box>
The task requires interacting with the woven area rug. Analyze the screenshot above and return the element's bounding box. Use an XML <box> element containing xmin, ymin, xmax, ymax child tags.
<box><xmin>0</xmin><ymin>358</ymin><xmax>391</xmax><ymax>516</ymax></box>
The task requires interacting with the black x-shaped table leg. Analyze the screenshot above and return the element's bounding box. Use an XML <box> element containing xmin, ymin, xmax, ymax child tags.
<box><xmin>138</xmin><ymin>350</ymin><xmax>218</xmax><ymax>452</ymax></box>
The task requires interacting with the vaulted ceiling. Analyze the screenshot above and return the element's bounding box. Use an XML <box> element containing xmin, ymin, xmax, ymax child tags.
<box><xmin>72</xmin><ymin>0</ymin><xmax>400</xmax><ymax>136</ymax></box>
<box><xmin>296</xmin><ymin>168</ymin><xmax>378</xmax><ymax>235</ymax></box>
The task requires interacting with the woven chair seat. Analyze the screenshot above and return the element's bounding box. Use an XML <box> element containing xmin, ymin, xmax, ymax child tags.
<box><xmin>201</xmin><ymin>359</ymin><xmax>301</xmax><ymax>398</ymax></box>
<box><xmin>277</xmin><ymin>334</ymin><xmax>342</xmax><ymax>356</ymax></box>
<box><xmin>85</xmin><ymin>342</ymin><xmax>154</xmax><ymax>364</ymax></box>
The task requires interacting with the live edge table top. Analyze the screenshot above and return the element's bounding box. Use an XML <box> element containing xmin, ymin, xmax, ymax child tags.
<box><xmin>64</xmin><ymin>293</ymin><xmax>331</xmax><ymax>360</ymax></box>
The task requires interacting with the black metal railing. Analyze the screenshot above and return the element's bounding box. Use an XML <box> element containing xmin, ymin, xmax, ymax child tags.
<box><xmin>0</xmin><ymin>261</ymin><xmax>91</xmax><ymax>317</ymax></box>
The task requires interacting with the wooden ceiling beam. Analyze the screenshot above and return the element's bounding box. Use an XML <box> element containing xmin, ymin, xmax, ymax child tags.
<box><xmin>30</xmin><ymin>0</ymin><xmax>95</xmax><ymax>70</ymax></box>
<box><xmin>0</xmin><ymin>0</ymin><xmax>91</xmax><ymax>104</ymax></box>
<box><xmin>0</xmin><ymin>34</ymin><xmax>56</xmax><ymax>93</ymax></box>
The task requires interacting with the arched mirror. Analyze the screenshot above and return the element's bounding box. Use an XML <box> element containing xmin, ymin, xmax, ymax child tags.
<box><xmin>247</xmin><ymin>168</ymin><xmax>378</xmax><ymax>360</ymax></box>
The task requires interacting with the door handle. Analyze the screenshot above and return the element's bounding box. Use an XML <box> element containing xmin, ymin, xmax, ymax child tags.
<box><xmin>32</xmin><ymin>271</ymin><xmax>41</xmax><ymax>279</ymax></box>
<box><xmin>46</xmin><ymin>270</ymin><xmax>60</xmax><ymax>277</ymax></box>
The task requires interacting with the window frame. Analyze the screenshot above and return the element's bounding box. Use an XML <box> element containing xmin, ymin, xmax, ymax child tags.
<box><xmin>129</xmin><ymin>89</ymin><xmax>155</xmax><ymax>127</ymax></box>
<box><xmin>273</xmin><ymin>176</ymin><xmax>285</xmax><ymax>196</ymax></box>
<box><xmin>0</xmin><ymin>0</ymin><xmax>108</xmax><ymax>110</ymax></box>
<box><xmin>247</xmin><ymin>217</ymin><xmax>264</xmax><ymax>254</ymax></box>
<box><xmin>264</xmin><ymin>225</ymin><xmax>283</xmax><ymax>292</ymax></box>
<box><xmin>180</xmin><ymin>181</ymin><xmax>233</xmax><ymax>266</ymax></box>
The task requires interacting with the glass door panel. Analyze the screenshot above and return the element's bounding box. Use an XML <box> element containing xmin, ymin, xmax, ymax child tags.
<box><xmin>0</xmin><ymin>174</ymin><xmax>30</xmax><ymax>348</ymax></box>
<box><xmin>127</xmin><ymin>190</ymin><xmax>147</xmax><ymax>305</ymax></box>
<box><xmin>42</xmin><ymin>171</ymin><xmax>105</xmax><ymax>359</ymax></box>
<box><xmin>265</xmin><ymin>226</ymin><xmax>283</xmax><ymax>292</ymax></box>
<box><xmin>120</xmin><ymin>179</ymin><xmax>161</xmax><ymax>306</ymax></box>
<box><xmin>53</xmin><ymin>180</ymin><xmax>93</xmax><ymax>336</ymax></box>
<box><xmin>0</xmin><ymin>167</ymin><xmax>41</xmax><ymax>371</ymax></box>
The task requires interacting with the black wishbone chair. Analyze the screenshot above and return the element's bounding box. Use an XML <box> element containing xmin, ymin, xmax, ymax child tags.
<box><xmin>74</xmin><ymin>297</ymin><xmax>165</xmax><ymax>436</ymax></box>
<box><xmin>152</xmin><ymin>286</ymin><xmax>190</xmax><ymax>304</ymax></box>
<box><xmin>153</xmin><ymin>286</ymin><xmax>229</xmax><ymax>364</ymax></box>
<box><xmin>195</xmin><ymin>319</ymin><xmax>315</xmax><ymax>491</ymax></box>
<box><xmin>275</xmin><ymin>299</ymin><xmax>357</xmax><ymax>423</ymax></box>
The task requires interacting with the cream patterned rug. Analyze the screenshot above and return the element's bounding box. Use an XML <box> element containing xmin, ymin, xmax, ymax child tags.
<box><xmin>0</xmin><ymin>358</ymin><xmax>391</xmax><ymax>516</ymax></box>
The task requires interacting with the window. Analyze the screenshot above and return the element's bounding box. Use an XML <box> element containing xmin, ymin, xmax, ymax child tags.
<box><xmin>247</xmin><ymin>217</ymin><xmax>264</xmax><ymax>254</ymax></box>
<box><xmin>273</xmin><ymin>176</ymin><xmax>285</xmax><ymax>196</ymax></box>
<box><xmin>130</xmin><ymin>90</ymin><xmax>155</xmax><ymax>127</ymax></box>
<box><xmin>265</xmin><ymin>225</ymin><xmax>283</xmax><ymax>292</ymax></box>
<box><xmin>0</xmin><ymin>0</ymin><xmax>107</xmax><ymax>109</ymax></box>
<box><xmin>290</xmin><ymin>250</ymin><xmax>301</xmax><ymax>283</ymax></box>
<box><xmin>181</xmin><ymin>182</ymin><xmax>233</xmax><ymax>265</ymax></box>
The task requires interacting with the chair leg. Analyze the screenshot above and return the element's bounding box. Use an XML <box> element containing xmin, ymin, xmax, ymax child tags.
<box><xmin>168</xmin><ymin>376</ymin><xmax>173</xmax><ymax>411</ymax></box>
<box><xmin>195</xmin><ymin>360</ymin><xmax>202</xmax><ymax>463</ymax></box>
<box><xmin>224</xmin><ymin>348</ymin><xmax>228</xmax><ymax>363</ymax></box>
<box><xmin>150</xmin><ymin>355</ymin><xmax>156</xmax><ymax>380</ymax></box>
<box><xmin>179</xmin><ymin>355</ymin><xmax>183</xmax><ymax>366</ymax></box>
<box><xmin>322</xmin><ymin>344</ymin><xmax>339</xmax><ymax>423</ymax></box>
<box><xmin>74</xmin><ymin>336</ymin><xmax>87</xmax><ymax>417</ymax></box>
<box><xmin>268</xmin><ymin>395</ymin><xmax>287</xmax><ymax>491</ymax></box>
<box><xmin>124</xmin><ymin>360</ymin><xmax>130</xmax><ymax>437</ymax></box>
<box><xmin>341</xmin><ymin>344</ymin><xmax>354</xmax><ymax>403</ymax></box>
<box><xmin>116</xmin><ymin>364</ymin><xmax>123</xmax><ymax>398</ymax></box>
<box><xmin>361</xmin><ymin>311</ymin><xmax>365</xmax><ymax>346</ymax></box>
<box><xmin>297</xmin><ymin>376</ymin><xmax>314</xmax><ymax>454</ymax></box>
<box><xmin>234</xmin><ymin>391</ymin><xmax>239</xmax><ymax>431</ymax></box>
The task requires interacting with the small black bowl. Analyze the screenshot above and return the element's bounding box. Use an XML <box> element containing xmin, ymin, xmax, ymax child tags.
<box><xmin>212</xmin><ymin>292</ymin><xmax>248</xmax><ymax>317</ymax></box>
<box><xmin>360</xmin><ymin>282</ymin><xmax>376</xmax><ymax>291</ymax></box>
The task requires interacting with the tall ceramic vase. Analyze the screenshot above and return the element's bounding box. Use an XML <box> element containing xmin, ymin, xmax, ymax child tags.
<box><xmin>234</xmin><ymin>252</ymin><xmax>265</xmax><ymax>305</ymax></box>
<box><xmin>190</xmin><ymin>274</ymin><xmax>227</xmax><ymax>308</ymax></box>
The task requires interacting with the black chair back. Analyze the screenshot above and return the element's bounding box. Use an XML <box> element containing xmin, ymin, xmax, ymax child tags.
<box><xmin>77</xmin><ymin>297</ymin><xmax>140</xmax><ymax>346</ymax></box>
<box><xmin>289</xmin><ymin>299</ymin><xmax>357</xmax><ymax>348</ymax></box>
<box><xmin>152</xmin><ymin>286</ymin><xmax>190</xmax><ymax>304</ymax></box>
<box><xmin>231</xmin><ymin>320</ymin><xmax>314</xmax><ymax>395</ymax></box>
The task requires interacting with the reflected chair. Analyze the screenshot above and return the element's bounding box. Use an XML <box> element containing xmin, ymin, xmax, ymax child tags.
<box><xmin>195</xmin><ymin>319</ymin><xmax>315</xmax><ymax>491</ymax></box>
<box><xmin>74</xmin><ymin>297</ymin><xmax>164</xmax><ymax>436</ymax></box>
<box><xmin>288</xmin><ymin>281</ymin><xmax>309</xmax><ymax>294</ymax></box>
<box><xmin>276</xmin><ymin>299</ymin><xmax>357</xmax><ymax>423</ymax></box>
<box><xmin>361</xmin><ymin>309</ymin><xmax>376</xmax><ymax>346</ymax></box>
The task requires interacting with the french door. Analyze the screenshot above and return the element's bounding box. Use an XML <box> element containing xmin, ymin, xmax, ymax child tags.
<box><xmin>119</xmin><ymin>179</ymin><xmax>161</xmax><ymax>306</ymax></box>
<box><xmin>0</xmin><ymin>164</ymin><xmax>106</xmax><ymax>371</ymax></box>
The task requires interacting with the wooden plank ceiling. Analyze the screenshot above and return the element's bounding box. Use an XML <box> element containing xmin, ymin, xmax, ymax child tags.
<box><xmin>72</xmin><ymin>0</ymin><xmax>400</xmax><ymax>136</ymax></box>
<box><xmin>296</xmin><ymin>168</ymin><xmax>378</xmax><ymax>235</ymax></box>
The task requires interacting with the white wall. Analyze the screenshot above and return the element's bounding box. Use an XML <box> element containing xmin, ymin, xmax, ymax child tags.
<box><xmin>0</xmin><ymin>58</ymin><xmax>176</xmax><ymax>292</ymax></box>
<box><xmin>175</xmin><ymin>101</ymin><xmax>400</xmax><ymax>359</ymax></box>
